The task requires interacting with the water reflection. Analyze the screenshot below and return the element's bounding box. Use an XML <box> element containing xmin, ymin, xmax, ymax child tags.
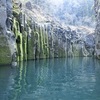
<box><xmin>0</xmin><ymin>58</ymin><xmax>100</xmax><ymax>100</ymax></box>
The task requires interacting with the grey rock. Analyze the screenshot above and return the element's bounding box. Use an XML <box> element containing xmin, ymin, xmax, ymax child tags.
<box><xmin>25</xmin><ymin>1</ymin><xmax>32</xmax><ymax>10</ymax></box>
<box><xmin>94</xmin><ymin>0</ymin><xmax>100</xmax><ymax>58</ymax></box>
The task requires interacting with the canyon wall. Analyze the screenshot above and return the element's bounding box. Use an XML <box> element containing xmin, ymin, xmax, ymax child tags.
<box><xmin>0</xmin><ymin>0</ymin><xmax>95</xmax><ymax>65</ymax></box>
<box><xmin>0</xmin><ymin>0</ymin><xmax>16</xmax><ymax>64</ymax></box>
<box><xmin>94</xmin><ymin>0</ymin><xmax>100</xmax><ymax>59</ymax></box>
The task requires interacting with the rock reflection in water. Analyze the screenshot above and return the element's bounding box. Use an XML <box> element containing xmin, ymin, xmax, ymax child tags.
<box><xmin>1</xmin><ymin>58</ymin><xmax>99</xmax><ymax>100</ymax></box>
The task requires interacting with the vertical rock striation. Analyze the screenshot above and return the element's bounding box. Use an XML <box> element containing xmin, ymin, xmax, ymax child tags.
<box><xmin>94</xmin><ymin>0</ymin><xmax>100</xmax><ymax>59</ymax></box>
<box><xmin>0</xmin><ymin>0</ymin><xmax>15</xmax><ymax>65</ymax></box>
<box><xmin>0</xmin><ymin>0</ymin><xmax>95</xmax><ymax>65</ymax></box>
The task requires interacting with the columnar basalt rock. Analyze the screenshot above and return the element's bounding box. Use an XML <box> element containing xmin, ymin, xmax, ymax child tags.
<box><xmin>0</xmin><ymin>0</ymin><xmax>95</xmax><ymax>65</ymax></box>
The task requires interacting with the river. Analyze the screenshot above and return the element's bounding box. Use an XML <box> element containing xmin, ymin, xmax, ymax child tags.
<box><xmin>0</xmin><ymin>57</ymin><xmax>100</xmax><ymax>100</ymax></box>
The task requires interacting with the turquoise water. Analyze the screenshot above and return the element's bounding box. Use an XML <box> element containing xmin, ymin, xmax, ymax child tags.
<box><xmin>0</xmin><ymin>57</ymin><xmax>100</xmax><ymax>100</ymax></box>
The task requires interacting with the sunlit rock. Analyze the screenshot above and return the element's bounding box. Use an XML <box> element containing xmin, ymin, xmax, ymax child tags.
<box><xmin>0</xmin><ymin>0</ymin><xmax>96</xmax><ymax>65</ymax></box>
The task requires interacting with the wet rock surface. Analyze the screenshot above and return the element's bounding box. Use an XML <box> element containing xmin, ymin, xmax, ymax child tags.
<box><xmin>0</xmin><ymin>0</ymin><xmax>95</xmax><ymax>65</ymax></box>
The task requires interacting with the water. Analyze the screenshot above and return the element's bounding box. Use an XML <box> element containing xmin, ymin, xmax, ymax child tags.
<box><xmin>0</xmin><ymin>57</ymin><xmax>100</xmax><ymax>100</ymax></box>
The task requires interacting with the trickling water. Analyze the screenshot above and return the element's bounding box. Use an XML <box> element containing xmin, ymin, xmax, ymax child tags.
<box><xmin>0</xmin><ymin>57</ymin><xmax>100</xmax><ymax>100</ymax></box>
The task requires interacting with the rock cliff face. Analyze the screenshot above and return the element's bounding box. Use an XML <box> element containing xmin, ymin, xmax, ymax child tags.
<box><xmin>0</xmin><ymin>0</ymin><xmax>95</xmax><ymax>65</ymax></box>
<box><xmin>94</xmin><ymin>0</ymin><xmax>100</xmax><ymax>59</ymax></box>
<box><xmin>0</xmin><ymin>0</ymin><xmax>16</xmax><ymax>64</ymax></box>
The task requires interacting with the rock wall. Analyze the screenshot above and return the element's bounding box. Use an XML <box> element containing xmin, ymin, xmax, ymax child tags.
<box><xmin>0</xmin><ymin>0</ymin><xmax>95</xmax><ymax>65</ymax></box>
<box><xmin>0</xmin><ymin>0</ymin><xmax>16</xmax><ymax>65</ymax></box>
<box><xmin>94</xmin><ymin>0</ymin><xmax>100</xmax><ymax>59</ymax></box>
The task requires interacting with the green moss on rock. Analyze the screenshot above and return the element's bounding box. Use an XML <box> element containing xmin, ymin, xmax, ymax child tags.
<box><xmin>72</xmin><ymin>44</ymin><xmax>81</xmax><ymax>57</ymax></box>
<box><xmin>39</xmin><ymin>27</ymin><xmax>45</xmax><ymax>58</ymax></box>
<box><xmin>34</xmin><ymin>32</ymin><xmax>40</xmax><ymax>59</ymax></box>
<box><xmin>0</xmin><ymin>36</ymin><xmax>12</xmax><ymax>65</ymax></box>
<box><xmin>12</xmin><ymin>18</ymin><xmax>24</xmax><ymax>61</ymax></box>
<box><xmin>23</xmin><ymin>31</ymin><xmax>27</xmax><ymax>60</ymax></box>
<box><xmin>17</xmin><ymin>33</ymin><xmax>23</xmax><ymax>61</ymax></box>
<box><xmin>27</xmin><ymin>27</ymin><xmax>34</xmax><ymax>60</ymax></box>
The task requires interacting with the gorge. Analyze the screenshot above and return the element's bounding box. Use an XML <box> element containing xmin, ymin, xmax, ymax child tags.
<box><xmin>1</xmin><ymin>0</ymin><xmax>100</xmax><ymax>100</ymax></box>
<box><xmin>0</xmin><ymin>0</ymin><xmax>98</xmax><ymax>65</ymax></box>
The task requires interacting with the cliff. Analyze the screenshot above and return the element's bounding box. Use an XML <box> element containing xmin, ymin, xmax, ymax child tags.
<box><xmin>0</xmin><ymin>0</ymin><xmax>15</xmax><ymax>64</ymax></box>
<box><xmin>94</xmin><ymin>0</ymin><xmax>100</xmax><ymax>59</ymax></box>
<box><xmin>0</xmin><ymin>0</ymin><xmax>95</xmax><ymax>65</ymax></box>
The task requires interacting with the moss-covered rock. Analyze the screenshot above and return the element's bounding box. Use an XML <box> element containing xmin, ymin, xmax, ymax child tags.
<box><xmin>0</xmin><ymin>35</ymin><xmax>12</xmax><ymax>65</ymax></box>
<box><xmin>16</xmin><ymin>33</ymin><xmax>23</xmax><ymax>61</ymax></box>
<box><xmin>22</xmin><ymin>31</ymin><xmax>27</xmax><ymax>60</ymax></box>
<box><xmin>34</xmin><ymin>31</ymin><xmax>40</xmax><ymax>59</ymax></box>
<box><xmin>39</xmin><ymin>26</ymin><xmax>45</xmax><ymax>59</ymax></box>
<box><xmin>12</xmin><ymin>18</ymin><xmax>23</xmax><ymax>61</ymax></box>
<box><xmin>27</xmin><ymin>26</ymin><xmax>34</xmax><ymax>60</ymax></box>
